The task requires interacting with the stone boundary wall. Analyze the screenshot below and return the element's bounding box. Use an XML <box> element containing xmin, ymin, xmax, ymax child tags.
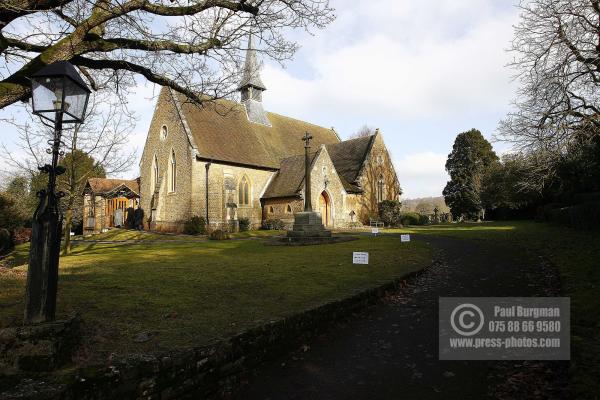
<box><xmin>3</xmin><ymin>268</ymin><xmax>426</xmax><ymax>400</ymax></box>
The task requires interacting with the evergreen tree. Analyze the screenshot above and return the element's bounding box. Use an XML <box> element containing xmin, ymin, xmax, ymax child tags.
<box><xmin>3</xmin><ymin>176</ymin><xmax>36</xmax><ymax>225</ymax></box>
<box><xmin>57</xmin><ymin>150</ymin><xmax>106</xmax><ymax>253</ymax></box>
<box><xmin>443</xmin><ymin>129</ymin><xmax>498</xmax><ymax>220</ymax></box>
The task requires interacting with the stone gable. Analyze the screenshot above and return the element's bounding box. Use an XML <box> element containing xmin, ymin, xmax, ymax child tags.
<box><xmin>353</xmin><ymin>132</ymin><xmax>401</xmax><ymax>224</ymax></box>
<box><xmin>140</xmin><ymin>89</ymin><xmax>194</xmax><ymax>231</ymax></box>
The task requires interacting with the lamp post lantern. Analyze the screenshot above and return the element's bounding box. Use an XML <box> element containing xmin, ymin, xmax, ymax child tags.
<box><xmin>24</xmin><ymin>61</ymin><xmax>91</xmax><ymax>324</ymax></box>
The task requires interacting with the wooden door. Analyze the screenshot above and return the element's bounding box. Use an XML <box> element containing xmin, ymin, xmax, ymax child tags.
<box><xmin>319</xmin><ymin>191</ymin><xmax>330</xmax><ymax>226</ymax></box>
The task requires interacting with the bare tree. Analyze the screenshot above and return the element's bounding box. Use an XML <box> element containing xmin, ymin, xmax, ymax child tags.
<box><xmin>0</xmin><ymin>0</ymin><xmax>334</xmax><ymax>109</ymax></box>
<box><xmin>1</xmin><ymin>91</ymin><xmax>136</xmax><ymax>253</ymax></box>
<box><xmin>349</xmin><ymin>124</ymin><xmax>376</xmax><ymax>139</ymax></box>
<box><xmin>498</xmin><ymin>0</ymin><xmax>600</xmax><ymax>182</ymax></box>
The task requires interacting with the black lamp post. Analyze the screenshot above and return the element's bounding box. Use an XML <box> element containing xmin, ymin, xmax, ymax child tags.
<box><xmin>24</xmin><ymin>61</ymin><xmax>90</xmax><ymax>324</ymax></box>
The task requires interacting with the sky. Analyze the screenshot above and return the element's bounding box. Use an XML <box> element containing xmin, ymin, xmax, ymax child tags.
<box><xmin>0</xmin><ymin>0</ymin><xmax>521</xmax><ymax>199</ymax></box>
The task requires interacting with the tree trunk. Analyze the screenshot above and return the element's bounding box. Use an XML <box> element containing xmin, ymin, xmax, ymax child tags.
<box><xmin>62</xmin><ymin>195</ymin><xmax>75</xmax><ymax>255</ymax></box>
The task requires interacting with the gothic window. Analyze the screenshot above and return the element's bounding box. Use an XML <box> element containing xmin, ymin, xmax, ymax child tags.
<box><xmin>269</xmin><ymin>206</ymin><xmax>274</xmax><ymax>214</ymax></box>
<box><xmin>169</xmin><ymin>150</ymin><xmax>176</xmax><ymax>192</ymax></box>
<box><xmin>238</xmin><ymin>176</ymin><xmax>250</xmax><ymax>205</ymax></box>
<box><xmin>286</xmin><ymin>204</ymin><xmax>292</xmax><ymax>214</ymax></box>
<box><xmin>376</xmin><ymin>154</ymin><xmax>384</xmax><ymax>165</ymax></box>
<box><xmin>151</xmin><ymin>154</ymin><xmax>159</xmax><ymax>190</ymax></box>
<box><xmin>376</xmin><ymin>175</ymin><xmax>385</xmax><ymax>203</ymax></box>
<box><xmin>160</xmin><ymin>125</ymin><xmax>168</xmax><ymax>140</ymax></box>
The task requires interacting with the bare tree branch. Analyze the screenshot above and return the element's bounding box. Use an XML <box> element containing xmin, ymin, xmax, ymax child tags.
<box><xmin>0</xmin><ymin>0</ymin><xmax>334</xmax><ymax>109</ymax></box>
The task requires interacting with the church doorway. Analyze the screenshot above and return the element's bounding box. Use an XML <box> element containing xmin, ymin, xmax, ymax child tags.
<box><xmin>319</xmin><ymin>191</ymin><xmax>331</xmax><ymax>226</ymax></box>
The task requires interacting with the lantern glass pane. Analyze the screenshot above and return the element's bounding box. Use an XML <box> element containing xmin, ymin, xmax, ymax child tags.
<box><xmin>62</xmin><ymin>77</ymin><xmax>89</xmax><ymax>122</ymax></box>
<box><xmin>31</xmin><ymin>77</ymin><xmax>63</xmax><ymax>122</ymax></box>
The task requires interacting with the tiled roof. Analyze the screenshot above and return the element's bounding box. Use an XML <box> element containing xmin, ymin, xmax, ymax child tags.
<box><xmin>326</xmin><ymin>135</ymin><xmax>375</xmax><ymax>185</ymax></box>
<box><xmin>262</xmin><ymin>151</ymin><xmax>320</xmax><ymax>199</ymax></box>
<box><xmin>262</xmin><ymin>136</ymin><xmax>372</xmax><ymax>199</ymax></box>
<box><xmin>85</xmin><ymin>178</ymin><xmax>140</xmax><ymax>196</ymax></box>
<box><xmin>175</xmin><ymin>91</ymin><xmax>340</xmax><ymax>168</ymax></box>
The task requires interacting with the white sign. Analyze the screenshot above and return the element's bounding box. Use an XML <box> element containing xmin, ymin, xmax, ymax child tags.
<box><xmin>371</xmin><ymin>227</ymin><xmax>379</xmax><ymax>235</ymax></box>
<box><xmin>353</xmin><ymin>252</ymin><xmax>369</xmax><ymax>264</ymax></box>
<box><xmin>401</xmin><ymin>234</ymin><xmax>411</xmax><ymax>242</ymax></box>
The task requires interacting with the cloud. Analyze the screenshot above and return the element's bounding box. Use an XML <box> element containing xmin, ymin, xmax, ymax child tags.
<box><xmin>263</xmin><ymin>3</ymin><xmax>517</xmax><ymax>122</ymax></box>
<box><xmin>259</xmin><ymin>0</ymin><xmax>519</xmax><ymax>197</ymax></box>
<box><xmin>118</xmin><ymin>80</ymin><xmax>161</xmax><ymax>178</ymax></box>
<box><xmin>1</xmin><ymin>0</ymin><xmax>518</xmax><ymax>197</ymax></box>
<box><xmin>394</xmin><ymin>152</ymin><xmax>449</xmax><ymax>198</ymax></box>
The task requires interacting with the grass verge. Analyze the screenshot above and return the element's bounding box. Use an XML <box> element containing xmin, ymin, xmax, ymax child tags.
<box><xmin>0</xmin><ymin>233</ymin><xmax>430</xmax><ymax>366</ymax></box>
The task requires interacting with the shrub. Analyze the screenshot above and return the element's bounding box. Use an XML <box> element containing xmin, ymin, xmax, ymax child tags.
<box><xmin>183</xmin><ymin>216</ymin><xmax>207</xmax><ymax>235</ymax></box>
<box><xmin>238</xmin><ymin>217</ymin><xmax>251</xmax><ymax>232</ymax></box>
<box><xmin>400</xmin><ymin>212</ymin><xmax>429</xmax><ymax>226</ymax></box>
<box><xmin>0</xmin><ymin>193</ymin><xmax>25</xmax><ymax>231</ymax></box>
<box><xmin>209</xmin><ymin>229</ymin><xmax>230</xmax><ymax>240</ymax></box>
<box><xmin>378</xmin><ymin>200</ymin><xmax>402</xmax><ymax>227</ymax></box>
<box><xmin>535</xmin><ymin>200</ymin><xmax>600</xmax><ymax>230</ymax></box>
<box><xmin>0</xmin><ymin>228</ymin><xmax>12</xmax><ymax>255</ymax></box>
<box><xmin>12</xmin><ymin>227</ymin><xmax>32</xmax><ymax>244</ymax></box>
<box><xmin>544</xmin><ymin>202</ymin><xmax>600</xmax><ymax>230</ymax></box>
<box><xmin>262</xmin><ymin>218</ymin><xmax>285</xmax><ymax>230</ymax></box>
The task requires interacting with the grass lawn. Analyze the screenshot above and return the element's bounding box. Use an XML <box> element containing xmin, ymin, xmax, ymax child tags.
<box><xmin>388</xmin><ymin>221</ymin><xmax>600</xmax><ymax>398</ymax></box>
<box><xmin>72</xmin><ymin>228</ymin><xmax>285</xmax><ymax>243</ymax></box>
<box><xmin>0</xmin><ymin>231</ymin><xmax>430</xmax><ymax>366</ymax></box>
<box><xmin>76</xmin><ymin>229</ymin><xmax>205</xmax><ymax>242</ymax></box>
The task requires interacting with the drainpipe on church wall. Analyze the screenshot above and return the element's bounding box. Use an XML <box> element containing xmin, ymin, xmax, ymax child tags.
<box><xmin>205</xmin><ymin>161</ymin><xmax>211</xmax><ymax>227</ymax></box>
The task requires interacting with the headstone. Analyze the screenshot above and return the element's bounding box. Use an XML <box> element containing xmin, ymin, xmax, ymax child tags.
<box><xmin>353</xmin><ymin>252</ymin><xmax>369</xmax><ymax>264</ymax></box>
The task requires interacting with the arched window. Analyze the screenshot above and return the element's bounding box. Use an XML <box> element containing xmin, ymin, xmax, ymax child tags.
<box><xmin>151</xmin><ymin>154</ymin><xmax>159</xmax><ymax>190</ymax></box>
<box><xmin>160</xmin><ymin>125</ymin><xmax>168</xmax><ymax>140</ymax></box>
<box><xmin>169</xmin><ymin>150</ymin><xmax>176</xmax><ymax>192</ymax></box>
<box><xmin>269</xmin><ymin>206</ymin><xmax>274</xmax><ymax>214</ymax></box>
<box><xmin>286</xmin><ymin>204</ymin><xmax>292</xmax><ymax>214</ymax></box>
<box><xmin>376</xmin><ymin>175</ymin><xmax>385</xmax><ymax>203</ymax></box>
<box><xmin>238</xmin><ymin>176</ymin><xmax>250</xmax><ymax>205</ymax></box>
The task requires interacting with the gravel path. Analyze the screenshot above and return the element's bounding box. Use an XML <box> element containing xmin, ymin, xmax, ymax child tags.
<box><xmin>233</xmin><ymin>234</ymin><xmax>567</xmax><ymax>400</ymax></box>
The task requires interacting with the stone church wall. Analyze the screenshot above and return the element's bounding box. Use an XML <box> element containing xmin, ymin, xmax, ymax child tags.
<box><xmin>354</xmin><ymin>133</ymin><xmax>401</xmax><ymax>225</ymax></box>
<box><xmin>307</xmin><ymin>146</ymin><xmax>350</xmax><ymax>228</ymax></box>
<box><xmin>138</xmin><ymin>90</ymin><xmax>401</xmax><ymax>232</ymax></box>
<box><xmin>263</xmin><ymin>197</ymin><xmax>304</xmax><ymax>229</ymax></box>
<box><xmin>140</xmin><ymin>89</ymin><xmax>194</xmax><ymax>232</ymax></box>
<box><xmin>191</xmin><ymin>160</ymin><xmax>275</xmax><ymax>230</ymax></box>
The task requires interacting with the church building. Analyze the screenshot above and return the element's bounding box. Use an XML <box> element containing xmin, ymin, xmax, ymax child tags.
<box><xmin>89</xmin><ymin>37</ymin><xmax>401</xmax><ymax>233</ymax></box>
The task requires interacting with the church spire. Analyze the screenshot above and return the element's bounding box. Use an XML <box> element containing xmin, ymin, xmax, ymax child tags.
<box><xmin>238</xmin><ymin>34</ymin><xmax>271</xmax><ymax>126</ymax></box>
<box><xmin>239</xmin><ymin>34</ymin><xmax>266</xmax><ymax>98</ymax></box>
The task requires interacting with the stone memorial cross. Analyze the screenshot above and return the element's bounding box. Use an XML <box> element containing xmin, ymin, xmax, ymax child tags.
<box><xmin>302</xmin><ymin>132</ymin><xmax>313</xmax><ymax>212</ymax></box>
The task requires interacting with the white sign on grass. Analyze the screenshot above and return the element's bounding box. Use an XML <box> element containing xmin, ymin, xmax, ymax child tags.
<box><xmin>353</xmin><ymin>252</ymin><xmax>369</xmax><ymax>264</ymax></box>
<box><xmin>372</xmin><ymin>227</ymin><xmax>379</xmax><ymax>235</ymax></box>
<box><xmin>401</xmin><ymin>234</ymin><xmax>411</xmax><ymax>242</ymax></box>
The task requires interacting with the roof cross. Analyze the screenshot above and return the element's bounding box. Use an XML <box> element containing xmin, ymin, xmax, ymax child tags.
<box><xmin>302</xmin><ymin>132</ymin><xmax>313</xmax><ymax>148</ymax></box>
